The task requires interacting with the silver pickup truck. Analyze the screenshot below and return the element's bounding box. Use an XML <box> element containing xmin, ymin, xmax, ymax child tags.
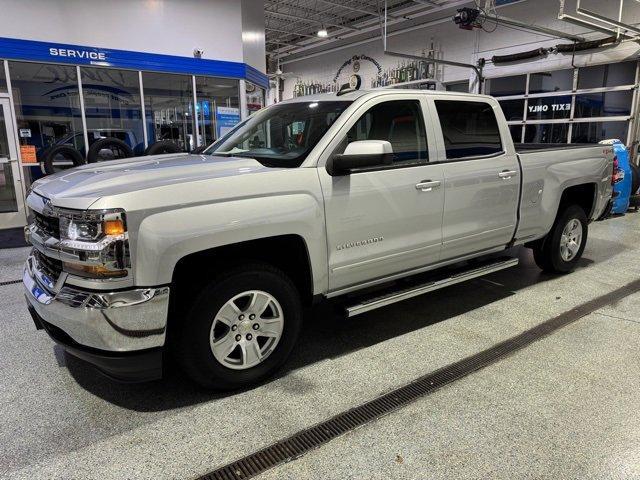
<box><xmin>23</xmin><ymin>89</ymin><xmax>614</xmax><ymax>389</ymax></box>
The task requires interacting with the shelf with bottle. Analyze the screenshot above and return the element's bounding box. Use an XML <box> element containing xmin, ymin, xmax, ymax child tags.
<box><xmin>370</xmin><ymin>59</ymin><xmax>434</xmax><ymax>88</ymax></box>
<box><xmin>292</xmin><ymin>81</ymin><xmax>339</xmax><ymax>97</ymax></box>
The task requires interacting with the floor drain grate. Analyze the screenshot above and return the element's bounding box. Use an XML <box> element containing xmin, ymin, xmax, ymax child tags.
<box><xmin>0</xmin><ymin>279</ymin><xmax>22</xmax><ymax>287</ymax></box>
<box><xmin>199</xmin><ymin>278</ymin><xmax>640</xmax><ymax>480</ymax></box>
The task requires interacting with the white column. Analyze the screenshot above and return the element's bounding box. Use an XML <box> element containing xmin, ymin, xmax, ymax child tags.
<box><xmin>239</xmin><ymin>79</ymin><xmax>249</xmax><ymax>120</ymax></box>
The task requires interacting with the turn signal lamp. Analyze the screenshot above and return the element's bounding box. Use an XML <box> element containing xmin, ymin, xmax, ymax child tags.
<box><xmin>63</xmin><ymin>262</ymin><xmax>127</xmax><ymax>279</ymax></box>
<box><xmin>103</xmin><ymin>219</ymin><xmax>125</xmax><ymax>236</ymax></box>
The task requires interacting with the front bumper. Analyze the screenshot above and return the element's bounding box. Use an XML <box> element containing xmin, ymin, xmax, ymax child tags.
<box><xmin>28</xmin><ymin>306</ymin><xmax>163</xmax><ymax>382</ymax></box>
<box><xmin>24</xmin><ymin>251</ymin><xmax>170</xmax><ymax>381</ymax></box>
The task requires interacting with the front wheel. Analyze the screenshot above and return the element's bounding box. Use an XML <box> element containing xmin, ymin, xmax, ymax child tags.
<box><xmin>175</xmin><ymin>264</ymin><xmax>302</xmax><ymax>390</ymax></box>
<box><xmin>533</xmin><ymin>204</ymin><xmax>588</xmax><ymax>273</ymax></box>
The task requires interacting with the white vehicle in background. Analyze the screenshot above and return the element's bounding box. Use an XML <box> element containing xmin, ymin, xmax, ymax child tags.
<box><xmin>23</xmin><ymin>87</ymin><xmax>614</xmax><ymax>389</ymax></box>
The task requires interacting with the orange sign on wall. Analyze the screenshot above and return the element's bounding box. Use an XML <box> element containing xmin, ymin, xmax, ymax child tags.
<box><xmin>20</xmin><ymin>145</ymin><xmax>37</xmax><ymax>164</ymax></box>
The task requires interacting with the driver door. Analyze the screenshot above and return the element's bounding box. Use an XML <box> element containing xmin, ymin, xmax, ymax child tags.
<box><xmin>318</xmin><ymin>95</ymin><xmax>445</xmax><ymax>292</ymax></box>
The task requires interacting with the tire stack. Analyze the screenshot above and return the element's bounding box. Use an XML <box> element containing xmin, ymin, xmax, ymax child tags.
<box><xmin>39</xmin><ymin>137</ymin><xmax>184</xmax><ymax>176</ymax></box>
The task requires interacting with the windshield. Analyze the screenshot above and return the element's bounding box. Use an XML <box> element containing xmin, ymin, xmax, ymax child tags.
<box><xmin>205</xmin><ymin>101</ymin><xmax>352</xmax><ymax>167</ymax></box>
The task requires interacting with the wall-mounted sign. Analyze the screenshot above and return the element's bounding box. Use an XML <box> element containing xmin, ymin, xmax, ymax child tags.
<box><xmin>216</xmin><ymin>106</ymin><xmax>241</xmax><ymax>137</ymax></box>
<box><xmin>20</xmin><ymin>145</ymin><xmax>37</xmax><ymax>164</ymax></box>
<box><xmin>49</xmin><ymin>47</ymin><xmax>106</xmax><ymax>62</ymax></box>
<box><xmin>19</xmin><ymin>128</ymin><xmax>31</xmax><ymax>138</ymax></box>
<box><xmin>333</xmin><ymin>55</ymin><xmax>382</xmax><ymax>83</ymax></box>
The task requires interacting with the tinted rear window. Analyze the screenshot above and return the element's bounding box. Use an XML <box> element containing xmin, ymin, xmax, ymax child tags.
<box><xmin>435</xmin><ymin>100</ymin><xmax>502</xmax><ymax>159</ymax></box>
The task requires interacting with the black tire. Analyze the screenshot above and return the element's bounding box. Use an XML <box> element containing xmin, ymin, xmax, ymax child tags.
<box><xmin>191</xmin><ymin>145</ymin><xmax>208</xmax><ymax>154</ymax></box>
<box><xmin>87</xmin><ymin>137</ymin><xmax>134</xmax><ymax>163</ymax></box>
<box><xmin>40</xmin><ymin>145</ymin><xmax>85</xmax><ymax>175</ymax></box>
<box><xmin>144</xmin><ymin>140</ymin><xmax>181</xmax><ymax>156</ymax></box>
<box><xmin>533</xmin><ymin>204</ymin><xmax>588</xmax><ymax>273</ymax></box>
<box><xmin>630</xmin><ymin>162</ymin><xmax>640</xmax><ymax>195</ymax></box>
<box><xmin>175</xmin><ymin>263</ymin><xmax>302</xmax><ymax>390</ymax></box>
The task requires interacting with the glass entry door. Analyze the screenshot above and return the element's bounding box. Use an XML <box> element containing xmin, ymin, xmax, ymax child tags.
<box><xmin>0</xmin><ymin>97</ymin><xmax>27</xmax><ymax>229</ymax></box>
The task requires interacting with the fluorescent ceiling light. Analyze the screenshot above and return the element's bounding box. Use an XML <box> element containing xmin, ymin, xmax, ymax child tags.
<box><xmin>317</xmin><ymin>28</ymin><xmax>328</xmax><ymax>37</ymax></box>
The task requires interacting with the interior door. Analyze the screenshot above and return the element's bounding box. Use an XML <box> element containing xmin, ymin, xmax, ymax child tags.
<box><xmin>318</xmin><ymin>95</ymin><xmax>444</xmax><ymax>292</ymax></box>
<box><xmin>0</xmin><ymin>97</ymin><xmax>27</xmax><ymax>229</ymax></box>
<box><xmin>432</xmin><ymin>98</ymin><xmax>520</xmax><ymax>260</ymax></box>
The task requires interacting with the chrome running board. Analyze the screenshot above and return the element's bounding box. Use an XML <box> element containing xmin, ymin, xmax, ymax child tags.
<box><xmin>345</xmin><ymin>257</ymin><xmax>519</xmax><ymax>317</ymax></box>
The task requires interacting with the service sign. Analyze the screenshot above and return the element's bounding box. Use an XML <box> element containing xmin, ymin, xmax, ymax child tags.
<box><xmin>48</xmin><ymin>46</ymin><xmax>107</xmax><ymax>65</ymax></box>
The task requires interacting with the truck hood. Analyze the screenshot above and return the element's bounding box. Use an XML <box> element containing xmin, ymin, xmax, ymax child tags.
<box><xmin>31</xmin><ymin>153</ymin><xmax>277</xmax><ymax>209</ymax></box>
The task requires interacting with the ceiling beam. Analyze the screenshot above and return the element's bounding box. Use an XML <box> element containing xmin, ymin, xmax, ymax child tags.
<box><xmin>265</xmin><ymin>27</ymin><xmax>319</xmax><ymax>39</ymax></box>
<box><xmin>315</xmin><ymin>0</ymin><xmax>403</xmax><ymax>21</ymax></box>
<box><xmin>265</xmin><ymin>10</ymin><xmax>362</xmax><ymax>32</ymax></box>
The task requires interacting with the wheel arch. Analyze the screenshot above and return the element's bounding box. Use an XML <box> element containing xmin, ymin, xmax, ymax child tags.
<box><xmin>558</xmin><ymin>182</ymin><xmax>598</xmax><ymax>220</ymax></box>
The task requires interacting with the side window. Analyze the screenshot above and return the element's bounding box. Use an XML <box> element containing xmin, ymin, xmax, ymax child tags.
<box><xmin>434</xmin><ymin>100</ymin><xmax>502</xmax><ymax>159</ymax></box>
<box><xmin>346</xmin><ymin>100</ymin><xmax>428</xmax><ymax>164</ymax></box>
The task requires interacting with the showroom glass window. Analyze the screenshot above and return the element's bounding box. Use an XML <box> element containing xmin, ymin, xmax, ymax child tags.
<box><xmin>143</xmin><ymin>72</ymin><xmax>194</xmax><ymax>152</ymax></box>
<box><xmin>574</xmin><ymin>91</ymin><xmax>632</xmax><ymax>118</ymax></box>
<box><xmin>484</xmin><ymin>75</ymin><xmax>526</xmax><ymax>96</ymax></box>
<box><xmin>81</xmin><ymin>67</ymin><xmax>144</xmax><ymax>154</ymax></box>
<box><xmin>577</xmin><ymin>61</ymin><xmax>636</xmax><ymax>89</ymax></box>
<box><xmin>528</xmin><ymin>70</ymin><xmax>573</xmax><ymax>94</ymax></box>
<box><xmin>195</xmin><ymin>76</ymin><xmax>239</xmax><ymax>147</ymax></box>
<box><xmin>435</xmin><ymin>100</ymin><xmax>502</xmax><ymax>159</ymax></box>
<box><xmin>246</xmin><ymin>81</ymin><xmax>265</xmax><ymax>115</ymax></box>
<box><xmin>445</xmin><ymin>81</ymin><xmax>469</xmax><ymax>93</ymax></box>
<box><xmin>525</xmin><ymin>123</ymin><xmax>568</xmax><ymax>143</ymax></box>
<box><xmin>487</xmin><ymin>61</ymin><xmax>638</xmax><ymax>145</ymax></box>
<box><xmin>346</xmin><ymin>100</ymin><xmax>428</xmax><ymax>164</ymax></box>
<box><xmin>9</xmin><ymin>62</ymin><xmax>84</xmax><ymax>153</ymax></box>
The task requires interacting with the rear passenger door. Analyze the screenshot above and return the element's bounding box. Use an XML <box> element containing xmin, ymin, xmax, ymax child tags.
<box><xmin>430</xmin><ymin>98</ymin><xmax>520</xmax><ymax>260</ymax></box>
<box><xmin>318</xmin><ymin>95</ymin><xmax>444</xmax><ymax>292</ymax></box>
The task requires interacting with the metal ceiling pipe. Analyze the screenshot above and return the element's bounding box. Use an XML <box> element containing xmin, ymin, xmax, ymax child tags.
<box><xmin>315</xmin><ymin>0</ymin><xmax>403</xmax><ymax>21</ymax></box>
<box><xmin>270</xmin><ymin>0</ymin><xmax>468</xmax><ymax>56</ymax></box>
<box><xmin>265</xmin><ymin>9</ymin><xmax>363</xmax><ymax>32</ymax></box>
<box><xmin>575</xmin><ymin>0</ymin><xmax>640</xmax><ymax>36</ymax></box>
<box><xmin>383</xmin><ymin>49</ymin><xmax>484</xmax><ymax>87</ymax></box>
<box><xmin>480</xmin><ymin>12</ymin><xmax>586</xmax><ymax>42</ymax></box>
<box><xmin>265</xmin><ymin>27</ymin><xmax>320</xmax><ymax>39</ymax></box>
<box><xmin>557</xmin><ymin>0</ymin><xmax>637</xmax><ymax>40</ymax></box>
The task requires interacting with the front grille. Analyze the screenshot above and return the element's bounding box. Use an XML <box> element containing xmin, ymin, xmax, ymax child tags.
<box><xmin>34</xmin><ymin>211</ymin><xmax>60</xmax><ymax>239</ymax></box>
<box><xmin>34</xmin><ymin>249</ymin><xmax>63</xmax><ymax>280</ymax></box>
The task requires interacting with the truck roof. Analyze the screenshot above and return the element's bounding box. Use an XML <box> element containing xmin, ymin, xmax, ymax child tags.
<box><xmin>280</xmin><ymin>88</ymin><xmax>492</xmax><ymax>104</ymax></box>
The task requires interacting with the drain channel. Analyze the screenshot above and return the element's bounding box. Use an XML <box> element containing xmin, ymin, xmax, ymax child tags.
<box><xmin>0</xmin><ymin>279</ymin><xmax>22</xmax><ymax>287</ymax></box>
<box><xmin>197</xmin><ymin>278</ymin><xmax>640</xmax><ymax>480</ymax></box>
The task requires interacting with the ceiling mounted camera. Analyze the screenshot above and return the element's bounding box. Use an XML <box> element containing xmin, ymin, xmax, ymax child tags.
<box><xmin>193</xmin><ymin>48</ymin><xmax>204</xmax><ymax>58</ymax></box>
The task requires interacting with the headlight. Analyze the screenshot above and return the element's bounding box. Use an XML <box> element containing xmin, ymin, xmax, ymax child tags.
<box><xmin>57</xmin><ymin>209</ymin><xmax>130</xmax><ymax>279</ymax></box>
<box><xmin>59</xmin><ymin>210</ymin><xmax>126</xmax><ymax>244</ymax></box>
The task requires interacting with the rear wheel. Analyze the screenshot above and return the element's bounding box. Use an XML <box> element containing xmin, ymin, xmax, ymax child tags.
<box><xmin>533</xmin><ymin>204</ymin><xmax>588</xmax><ymax>273</ymax></box>
<box><xmin>175</xmin><ymin>263</ymin><xmax>302</xmax><ymax>390</ymax></box>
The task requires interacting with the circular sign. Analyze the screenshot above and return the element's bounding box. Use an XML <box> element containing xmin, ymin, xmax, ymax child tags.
<box><xmin>349</xmin><ymin>74</ymin><xmax>362</xmax><ymax>90</ymax></box>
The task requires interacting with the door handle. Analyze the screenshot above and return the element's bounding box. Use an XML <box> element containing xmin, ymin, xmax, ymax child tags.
<box><xmin>498</xmin><ymin>170</ymin><xmax>517</xmax><ymax>179</ymax></box>
<box><xmin>415</xmin><ymin>180</ymin><xmax>441</xmax><ymax>192</ymax></box>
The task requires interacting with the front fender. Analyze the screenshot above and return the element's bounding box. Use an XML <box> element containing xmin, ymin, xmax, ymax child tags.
<box><xmin>133</xmin><ymin>194</ymin><xmax>328</xmax><ymax>293</ymax></box>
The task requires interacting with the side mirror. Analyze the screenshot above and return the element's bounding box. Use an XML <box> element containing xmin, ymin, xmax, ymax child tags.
<box><xmin>327</xmin><ymin>140</ymin><xmax>393</xmax><ymax>176</ymax></box>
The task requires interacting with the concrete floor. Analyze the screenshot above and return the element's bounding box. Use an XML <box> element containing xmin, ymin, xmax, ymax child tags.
<box><xmin>1</xmin><ymin>213</ymin><xmax>639</xmax><ymax>480</ymax></box>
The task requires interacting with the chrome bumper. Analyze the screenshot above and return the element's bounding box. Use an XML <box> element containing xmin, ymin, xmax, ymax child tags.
<box><xmin>24</xmin><ymin>252</ymin><xmax>169</xmax><ymax>352</ymax></box>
